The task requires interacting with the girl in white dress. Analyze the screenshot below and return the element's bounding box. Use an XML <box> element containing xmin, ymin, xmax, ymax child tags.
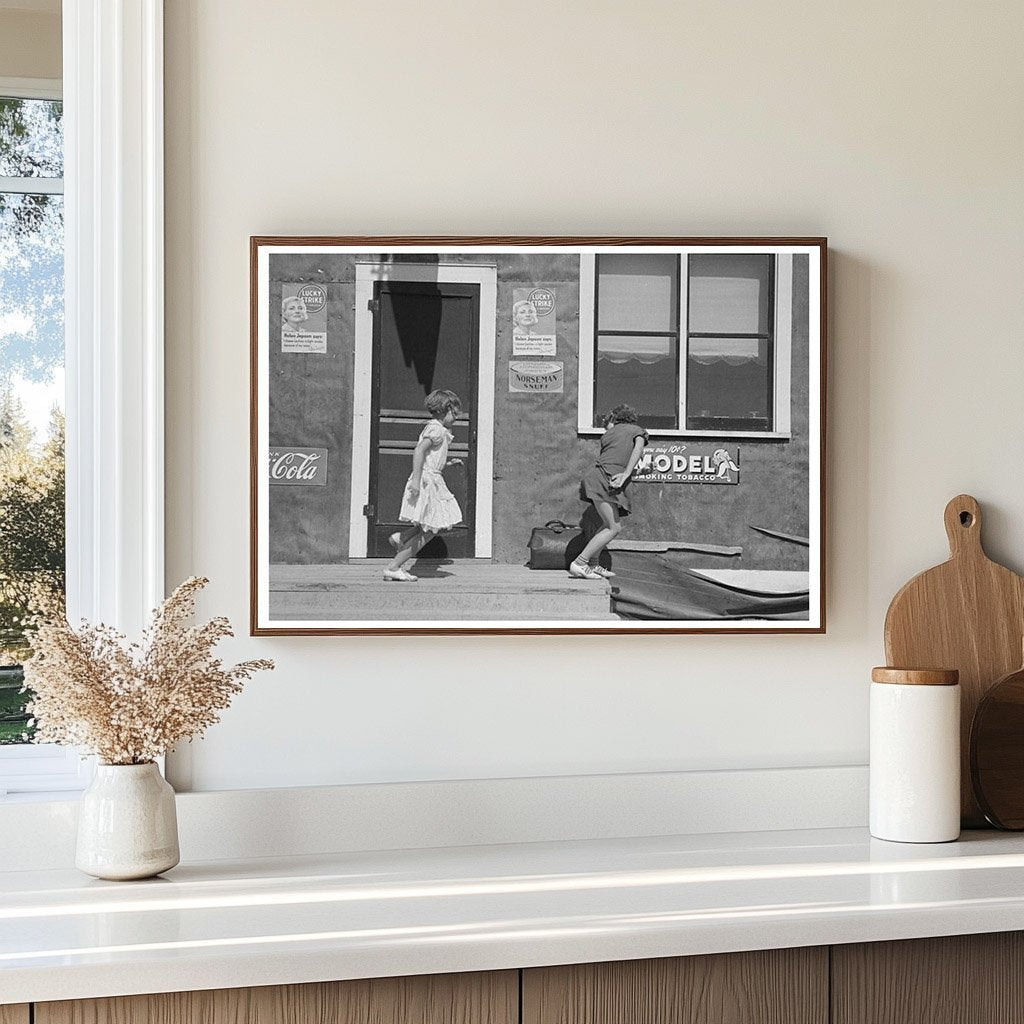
<box><xmin>384</xmin><ymin>389</ymin><xmax>464</xmax><ymax>582</ymax></box>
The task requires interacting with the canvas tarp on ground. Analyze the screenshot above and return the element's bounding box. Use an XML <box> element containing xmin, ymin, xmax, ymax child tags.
<box><xmin>608</xmin><ymin>552</ymin><xmax>809</xmax><ymax>621</ymax></box>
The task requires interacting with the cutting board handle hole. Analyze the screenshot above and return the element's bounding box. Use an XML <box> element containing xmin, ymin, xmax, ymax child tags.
<box><xmin>960</xmin><ymin>511</ymin><xmax>974</xmax><ymax>527</ymax></box>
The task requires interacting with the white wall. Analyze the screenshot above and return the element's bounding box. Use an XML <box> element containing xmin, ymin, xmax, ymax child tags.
<box><xmin>163</xmin><ymin>0</ymin><xmax>1024</xmax><ymax>792</ymax></box>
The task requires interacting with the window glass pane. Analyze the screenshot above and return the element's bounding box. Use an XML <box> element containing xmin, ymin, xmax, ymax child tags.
<box><xmin>597</xmin><ymin>253</ymin><xmax>678</xmax><ymax>332</ymax></box>
<box><xmin>689</xmin><ymin>336</ymin><xmax>761</xmax><ymax>362</ymax></box>
<box><xmin>0</xmin><ymin>98</ymin><xmax>63</xmax><ymax>178</ymax></box>
<box><xmin>378</xmin><ymin>288</ymin><xmax>476</xmax><ymax>414</ymax></box>
<box><xmin>595</xmin><ymin>334</ymin><xmax>676</xmax><ymax>429</ymax></box>
<box><xmin>688</xmin><ymin>254</ymin><xmax>772</xmax><ymax>335</ymax></box>
<box><xmin>0</xmin><ymin>188</ymin><xmax>65</xmax><ymax>744</ymax></box>
<box><xmin>686</xmin><ymin>338</ymin><xmax>770</xmax><ymax>431</ymax></box>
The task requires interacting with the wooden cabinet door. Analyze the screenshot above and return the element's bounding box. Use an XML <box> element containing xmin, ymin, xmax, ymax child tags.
<box><xmin>0</xmin><ymin>1007</ymin><xmax>30</xmax><ymax>1024</ymax></box>
<box><xmin>832</xmin><ymin>932</ymin><xmax>1024</xmax><ymax>1024</ymax></box>
<box><xmin>523</xmin><ymin>949</ymin><xmax>828</xmax><ymax>1024</ymax></box>
<box><xmin>35</xmin><ymin>971</ymin><xmax>517</xmax><ymax>1024</ymax></box>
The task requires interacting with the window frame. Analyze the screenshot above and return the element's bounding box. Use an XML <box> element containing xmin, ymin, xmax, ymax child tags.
<box><xmin>0</xmin><ymin>0</ymin><xmax>165</xmax><ymax>798</ymax></box>
<box><xmin>592</xmin><ymin>252</ymin><xmax>681</xmax><ymax>431</ymax></box>
<box><xmin>685</xmin><ymin>251</ymin><xmax>776</xmax><ymax>434</ymax></box>
<box><xmin>578</xmin><ymin>248</ymin><xmax>793</xmax><ymax>439</ymax></box>
<box><xmin>0</xmin><ymin>76</ymin><xmax>83</xmax><ymax>795</ymax></box>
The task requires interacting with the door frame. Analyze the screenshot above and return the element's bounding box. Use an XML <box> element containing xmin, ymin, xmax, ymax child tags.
<box><xmin>349</xmin><ymin>262</ymin><xmax>497</xmax><ymax>558</ymax></box>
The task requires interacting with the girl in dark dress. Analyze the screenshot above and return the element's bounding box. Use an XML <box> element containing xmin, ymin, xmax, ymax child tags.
<box><xmin>570</xmin><ymin>404</ymin><xmax>649</xmax><ymax>580</ymax></box>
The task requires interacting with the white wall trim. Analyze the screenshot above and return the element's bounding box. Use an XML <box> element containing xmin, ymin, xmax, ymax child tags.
<box><xmin>349</xmin><ymin>262</ymin><xmax>497</xmax><ymax>559</ymax></box>
<box><xmin>349</xmin><ymin>268</ymin><xmax>375</xmax><ymax>558</ymax></box>
<box><xmin>678</xmin><ymin>252</ymin><xmax>689</xmax><ymax>427</ymax></box>
<box><xmin>0</xmin><ymin>765</ymin><xmax>868</xmax><ymax>869</ymax></box>
<box><xmin>63</xmin><ymin>0</ymin><xmax>164</xmax><ymax>633</ymax></box>
<box><xmin>475</xmin><ymin>271</ymin><xmax>496</xmax><ymax>557</ymax></box>
<box><xmin>774</xmin><ymin>253</ymin><xmax>793</xmax><ymax>436</ymax></box>
<box><xmin>576</xmin><ymin>428</ymin><xmax>794</xmax><ymax>440</ymax></box>
<box><xmin>577</xmin><ymin>254</ymin><xmax>595</xmax><ymax>431</ymax></box>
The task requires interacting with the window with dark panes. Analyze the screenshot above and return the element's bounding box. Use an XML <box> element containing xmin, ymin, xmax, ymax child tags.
<box><xmin>0</xmin><ymin>94</ymin><xmax>65</xmax><ymax>745</ymax></box>
<box><xmin>592</xmin><ymin>252</ymin><xmax>776</xmax><ymax>433</ymax></box>
<box><xmin>593</xmin><ymin>253</ymin><xmax>679</xmax><ymax>429</ymax></box>
<box><xmin>686</xmin><ymin>253</ymin><xmax>774</xmax><ymax>432</ymax></box>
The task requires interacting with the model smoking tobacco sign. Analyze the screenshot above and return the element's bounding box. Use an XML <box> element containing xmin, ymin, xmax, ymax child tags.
<box><xmin>632</xmin><ymin>444</ymin><xmax>740</xmax><ymax>485</ymax></box>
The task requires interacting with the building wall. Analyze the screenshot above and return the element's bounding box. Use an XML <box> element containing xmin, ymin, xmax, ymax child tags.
<box><xmin>267</xmin><ymin>250</ymin><xmax>807</xmax><ymax>568</ymax></box>
<box><xmin>164</xmin><ymin>0</ymin><xmax>1024</xmax><ymax>791</ymax></box>
<box><xmin>267</xmin><ymin>253</ymin><xmax>355</xmax><ymax>565</ymax></box>
<box><xmin>491</xmin><ymin>254</ymin><xmax>588</xmax><ymax>564</ymax></box>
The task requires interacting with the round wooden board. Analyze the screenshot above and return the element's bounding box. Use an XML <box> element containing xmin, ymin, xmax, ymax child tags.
<box><xmin>971</xmin><ymin>663</ymin><xmax>1024</xmax><ymax>829</ymax></box>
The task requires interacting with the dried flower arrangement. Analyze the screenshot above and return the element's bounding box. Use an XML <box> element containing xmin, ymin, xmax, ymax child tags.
<box><xmin>23</xmin><ymin>577</ymin><xmax>273</xmax><ymax>765</ymax></box>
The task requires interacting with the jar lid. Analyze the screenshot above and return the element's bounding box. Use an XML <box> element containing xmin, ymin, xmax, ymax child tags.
<box><xmin>871</xmin><ymin>667</ymin><xmax>959</xmax><ymax>686</ymax></box>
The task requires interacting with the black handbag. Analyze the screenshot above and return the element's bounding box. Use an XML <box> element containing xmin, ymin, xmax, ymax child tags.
<box><xmin>527</xmin><ymin>519</ymin><xmax>585</xmax><ymax>570</ymax></box>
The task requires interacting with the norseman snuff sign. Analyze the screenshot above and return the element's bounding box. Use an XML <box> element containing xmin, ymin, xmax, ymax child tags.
<box><xmin>269</xmin><ymin>447</ymin><xmax>327</xmax><ymax>485</ymax></box>
<box><xmin>509</xmin><ymin>360</ymin><xmax>564</xmax><ymax>393</ymax></box>
<box><xmin>632</xmin><ymin>443</ymin><xmax>740</xmax><ymax>484</ymax></box>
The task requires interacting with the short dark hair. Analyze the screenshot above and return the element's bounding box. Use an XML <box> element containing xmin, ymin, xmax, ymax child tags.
<box><xmin>425</xmin><ymin>388</ymin><xmax>461</xmax><ymax>417</ymax></box>
<box><xmin>609</xmin><ymin>404</ymin><xmax>639</xmax><ymax>425</ymax></box>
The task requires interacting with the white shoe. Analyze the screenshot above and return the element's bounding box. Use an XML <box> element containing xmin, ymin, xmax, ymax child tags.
<box><xmin>383</xmin><ymin>568</ymin><xmax>417</xmax><ymax>582</ymax></box>
<box><xmin>568</xmin><ymin>560</ymin><xmax>603</xmax><ymax>580</ymax></box>
<box><xmin>589</xmin><ymin>564</ymin><xmax>616</xmax><ymax>578</ymax></box>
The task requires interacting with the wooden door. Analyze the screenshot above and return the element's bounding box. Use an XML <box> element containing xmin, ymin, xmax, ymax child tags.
<box><xmin>367</xmin><ymin>280</ymin><xmax>479</xmax><ymax>559</ymax></box>
<box><xmin>0</xmin><ymin>1007</ymin><xmax>29</xmax><ymax>1024</ymax></box>
<box><xmin>523</xmin><ymin>950</ymin><xmax>828</xmax><ymax>1024</ymax></box>
<box><xmin>35</xmin><ymin>971</ymin><xmax>517</xmax><ymax>1024</ymax></box>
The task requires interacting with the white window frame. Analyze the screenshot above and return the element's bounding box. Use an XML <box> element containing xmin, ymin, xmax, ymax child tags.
<box><xmin>0</xmin><ymin>75</ymin><xmax>83</xmax><ymax>795</ymax></box>
<box><xmin>0</xmin><ymin>0</ymin><xmax>164</xmax><ymax>797</ymax></box>
<box><xmin>577</xmin><ymin>250</ymin><xmax>793</xmax><ymax>439</ymax></box>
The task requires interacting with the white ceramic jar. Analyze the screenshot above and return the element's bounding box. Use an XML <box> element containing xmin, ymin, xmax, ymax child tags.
<box><xmin>76</xmin><ymin>762</ymin><xmax>180</xmax><ymax>880</ymax></box>
<box><xmin>870</xmin><ymin>667</ymin><xmax>961</xmax><ymax>843</ymax></box>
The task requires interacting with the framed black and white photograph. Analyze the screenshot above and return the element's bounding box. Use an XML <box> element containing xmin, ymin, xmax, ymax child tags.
<box><xmin>250</xmin><ymin>237</ymin><xmax>826</xmax><ymax>635</ymax></box>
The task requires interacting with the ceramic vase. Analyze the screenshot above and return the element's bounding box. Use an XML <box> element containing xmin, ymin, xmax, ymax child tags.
<box><xmin>76</xmin><ymin>762</ymin><xmax>180</xmax><ymax>880</ymax></box>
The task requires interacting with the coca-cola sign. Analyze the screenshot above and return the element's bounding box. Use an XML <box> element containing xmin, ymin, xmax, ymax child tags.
<box><xmin>268</xmin><ymin>447</ymin><xmax>327</xmax><ymax>486</ymax></box>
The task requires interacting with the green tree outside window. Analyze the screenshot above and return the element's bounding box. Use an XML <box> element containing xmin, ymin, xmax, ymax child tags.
<box><xmin>0</xmin><ymin>95</ymin><xmax>65</xmax><ymax>743</ymax></box>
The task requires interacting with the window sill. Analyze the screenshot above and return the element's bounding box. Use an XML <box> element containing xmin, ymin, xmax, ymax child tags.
<box><xmin>0</xmin><ymin>789</ymin><xmax>85</xmax><ymax>803</ymax></box>
<box><xmin>576</xmin><ymin>428</ymin><xmax>793</xmax><ymax>441</ymax></box>
<box><xmin>3</xmin><ymin>823</ymin><xmax>1023</xmax><ymax>1004</ymax></box>
<box><xmin>0</xmin><ymin>745</ymin><xmax>94</xmax><ymax>797</ymax></box>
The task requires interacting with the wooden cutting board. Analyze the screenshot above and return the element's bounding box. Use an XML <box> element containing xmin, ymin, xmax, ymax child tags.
<box><xmin>884</xmin><ymin>494</ymin><xmax>1024</xmax><ymax>827</ymax></box>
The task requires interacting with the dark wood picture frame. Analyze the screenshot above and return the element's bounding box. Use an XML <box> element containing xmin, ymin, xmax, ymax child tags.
<box><xmin>250</xmin><ymin>236</ymin><xmax>827</xmax><ymax>636</ymax></box>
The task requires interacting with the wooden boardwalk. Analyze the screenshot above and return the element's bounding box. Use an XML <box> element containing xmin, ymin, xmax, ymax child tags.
<box><xmin>269</xmin><ymin>561</ymin><xmax>618</xmax><ymax>622</ymax></box>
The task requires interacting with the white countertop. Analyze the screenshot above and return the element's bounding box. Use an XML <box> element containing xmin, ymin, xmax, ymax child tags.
<box><xmin>4</xmin><ymin>826</ymin><xmax>1024</xmax><ymax>1004</ymax></box>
